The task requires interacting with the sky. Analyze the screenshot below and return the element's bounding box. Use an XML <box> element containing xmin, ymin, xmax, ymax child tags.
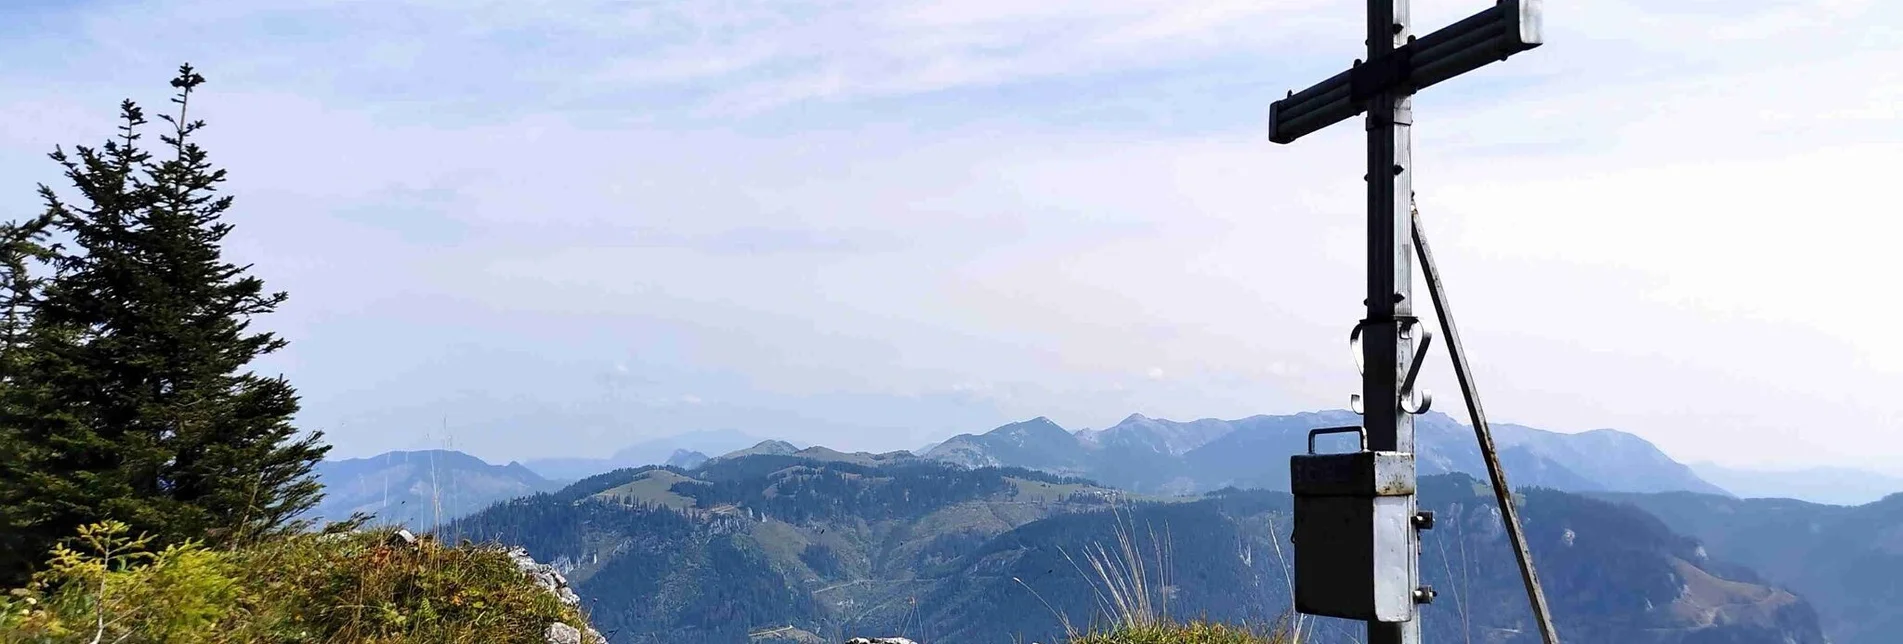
<box><xmin>2</xmin><ymin>0</ymin><xmax>1901</xmax><ymax>473</ymax></box>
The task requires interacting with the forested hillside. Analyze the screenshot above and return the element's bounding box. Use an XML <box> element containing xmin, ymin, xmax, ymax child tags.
<box><xmin>1595</xmin><ymin>490</ymin><xmax>1903</xmax><ymax>644</ymax></box>
<box><xmin>915</xmin><ymin>475</ymin><xmax>1819</xmax><ymax>644</ymax></box>
<box><xmin>451</xmin><ymin>450</ymin><xmax>1820</xmax><ymax>644</ymax></box>
<box><xmin>447</xmin><ymin>453</ymin><xmax>1126</xmax><ymax>643</ymax></box>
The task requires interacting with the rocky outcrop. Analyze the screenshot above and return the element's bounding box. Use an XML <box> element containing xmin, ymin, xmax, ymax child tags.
<box><xmin>846</xmin><ymin>639</ymin><xmax>918</xmax><ymax>644</ymax></box>
<box><xmin>506</xmin><ymin>546</ymin><xmax>607</xmax><ymax>644</ymax></box>
<box><xmin>546</xmin><ymin>622</ymin><xmax>589</xmax><ymax>644</ymax></box>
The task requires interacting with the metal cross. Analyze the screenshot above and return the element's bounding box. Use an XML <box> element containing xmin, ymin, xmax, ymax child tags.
<box><xmin>1269</xmin><ymin>2</ymin><xmax>1542</xmax><ymax>644</ymax></box>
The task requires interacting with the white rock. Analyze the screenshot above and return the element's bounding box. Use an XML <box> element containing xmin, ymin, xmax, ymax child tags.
<box><xmin>545</xmin><ymin>622</ymin><xmax>583</xmax><ymax>644</ymax></box>
<box><xmin>507</xmin><ymin>546</ymin><xmax>606</xmax><ymax>643</ymax></box>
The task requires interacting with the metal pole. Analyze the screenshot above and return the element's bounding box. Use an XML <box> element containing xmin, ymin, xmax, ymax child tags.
<box><xmin>1365</xmin><ymin>0</ymin><xmax>1419</xmax><ymax>642</ymax></box>
<box><xmin>1412</xmin><ymin>208</ymin><xmax>1561</xmax><ymax>644</ymax></box>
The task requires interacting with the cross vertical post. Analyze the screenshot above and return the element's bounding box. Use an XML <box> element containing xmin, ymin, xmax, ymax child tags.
<box><xmin>1269</xmin><ymin>1</ymin><xmax>1544</xmax><ymax>643</ymax></box>
<box><xmin>1363</xmin><ymin>0</ymin><xmax>1418</xmax><ymax>643</ymax></box>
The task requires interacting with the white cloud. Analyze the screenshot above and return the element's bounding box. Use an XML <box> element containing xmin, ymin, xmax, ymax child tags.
<box><xmin>3</xmin><ymin>0</ymin><xmax>1900</xmax><ymax>470</ymax></box>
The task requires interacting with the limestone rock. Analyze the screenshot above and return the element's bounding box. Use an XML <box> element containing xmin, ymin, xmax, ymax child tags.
<box><xmin>546</xmin><ymin>622</ymin><xmax>583</xmax><ymax>644</ymax></box>
<box><xmin>507</xmin><ymin>546</ymin><xmax>583</xmax><ymax>607</ymax></box>
<box><xmin>507</xmin><ymin>546</ymin><xmax>606</xmax><ymax>644</ymax></box>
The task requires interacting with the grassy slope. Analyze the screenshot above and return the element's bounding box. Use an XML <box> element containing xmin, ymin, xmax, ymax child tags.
<box><xmin>594</xmin><ymin>469</ymin><xmax>700</xmax><ymax>510</ymax></box>
<box><xmin>452</xmin><ymin>457</ymin><xmax>1147</xmax><ymax>642</ymax></box>
<box><xmin>1</xmin><ymin>526</ymin><xmax>593</xmax><ymax>644</ymax></box>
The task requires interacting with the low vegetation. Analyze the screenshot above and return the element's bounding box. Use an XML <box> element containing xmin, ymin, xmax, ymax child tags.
<box><xmin>0</xmin><ymin>521</ymin><xmax>590</xmax><ymax>643</ymax></box>
<box><xmin>1069</xmin><ymin>620</ymin><xmax>1291</xmax><ymax>644</ymax></box>
<box><xmin>1033</xmin><ymin>504</ymin><xmax>1298</xmax><ymax>644</ymax></box>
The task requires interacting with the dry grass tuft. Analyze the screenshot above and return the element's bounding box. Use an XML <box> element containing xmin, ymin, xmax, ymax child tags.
<box><xmin>1068</xmin><ymin>619</ymin><xmax>1294</xmax><ymax>644</ymax></box>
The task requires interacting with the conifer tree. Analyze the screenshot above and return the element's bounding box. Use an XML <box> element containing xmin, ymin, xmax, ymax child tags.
<box><xmin>0</xmin><ymin>214</ymin><xmax>59</xmax><ymax>581</ymax></box>
<box><xmin>0</xmin><ymin>65</ymin><xmax>328</xmax><ymax>584</ymax></box>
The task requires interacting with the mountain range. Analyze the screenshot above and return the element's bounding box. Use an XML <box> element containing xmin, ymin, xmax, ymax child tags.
<box><xmin>296</xmin><ymin>410</ymin><xmax>1903</xmax><ymax>643</ymax></box>
<box><xmin>922</xmin><ymin>411</ymin><xmax>1729</xmax><ymax>497</ymax></box>
<box><xmin>443</xmin><ymin>451</ymin><xmax>1824</xmax><ymax>644</ymax></box>
<box><xmin>522</xmin><ymin>428</ymin><xmax>776</xmax><ymax>481</ymax></box>
<box><xmin>313</xmin><ymin>411</ymin><xmax>1902</xmax><ymax>535</ymax></box>
<box><xmin>303</xmin><ymin>449</ymin><xmax>562</xmax><ymax>530</ymax></box>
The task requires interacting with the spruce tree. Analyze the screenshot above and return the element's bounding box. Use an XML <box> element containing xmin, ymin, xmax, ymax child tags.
<box><xmin>0</xmin><ymin>65</ymin><xmax>328</xmax><ymax>583</ymax></box>
<box><xmin>0</xmin><ymin>214</ymin><xmax>59</xmax><ymax>581</ymax></box>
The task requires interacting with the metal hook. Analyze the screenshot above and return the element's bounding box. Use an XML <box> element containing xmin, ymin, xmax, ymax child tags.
<box><xmin>1349</xmin><ymin>320</ymin><xmax>1370</xmax><ymax>414</ymax></box>
<box><xmin>1401</xmin><ymin>389</ymin><xmax>1433</xmax><ymax>415</ymax></box>
<box><xmin>1349</xmin><ymin>321</ymin><xmax>1368</xmax><ymax>376</ymax></box>
<box><xmin>1400</xmin><ymin>320</ymin><xmax>1434</xmax><ymax>414</ymax></box>
<box><xmin>1350</xmin><ymin>318</ymin><xmax>1433</xmax><ymax>414</ymax></box>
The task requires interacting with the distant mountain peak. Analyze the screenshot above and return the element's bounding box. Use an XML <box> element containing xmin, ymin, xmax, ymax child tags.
<box><xmin>736</xmin><ymin>440</ymin><xmax>799</xmax><ymax>456</ymax></box>
<box><xmin>523</xmin><ymin>428</ymin><xmax>773</xmax><ymax>480</ymax></box>
<box><xmin>995</xmin><ymin>416</ymin><xmax>1061</xmax><ymax>430</ymax></box>
<box><xmin>665</xmin><ymin>449</ymin><xmax>710</xmax><ymax>469</ymax></box>
<box><xmin>987</xmin><ymin>417</ymin><xmax>1070</xmax><ymax>441</ymax></box>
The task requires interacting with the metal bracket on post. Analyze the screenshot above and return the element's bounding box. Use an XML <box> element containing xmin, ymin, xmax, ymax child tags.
<box><xmin>1349</xmin><ymin>319</ymin><xmax>1433</xmax><ymax>415</ymax></box>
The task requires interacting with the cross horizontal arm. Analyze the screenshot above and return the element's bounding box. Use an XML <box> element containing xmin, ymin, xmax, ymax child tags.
<box><xmin>1268</xmin><ymin>0</ymin><xmax>1543</xmax><ymax>145</ymax></box>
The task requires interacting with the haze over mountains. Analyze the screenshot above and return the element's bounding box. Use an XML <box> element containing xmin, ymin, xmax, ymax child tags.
<box><xmin>1688</xmin><ymin>462</ymin><xmax>1903</xmax><ymax>506</ymax></box>
<box><xmin>440</xmin><ymin>452</ymin><xmax>1827</xmax><ymax>644</ymax></box>
<box><xmin>303</xmin><ymin>449</ymin><xmax>562</xmax><ymax>530</ymax></box>
<box><xmin>521</xmin><ymin>428</ymin><xmax>776</xmax><ymax>481</ymax></box>
<box><xmin>1596</xmin><ymin>490</ymin><xmax>1903</xmax><ymax>644</ymax></box>
<box><xmin>296</xmin><ymin>410</ymin><xmax>1903</xmax><ymax>643</ymax></box>
<box><xmin>921</xmin><ymin>410</ymin><xmax>1728</xmax><ymax>497</ymax></box>
<box><xmin>313</xmin><ymin>409</ymin><xmax>1903</xmax><ymax>532</ymax></box>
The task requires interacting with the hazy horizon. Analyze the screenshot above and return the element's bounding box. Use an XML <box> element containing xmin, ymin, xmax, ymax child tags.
<box><xmin>6</xmin><ymin>0</ymin><xmax>1901</xmax><ymax>475</ymax></box>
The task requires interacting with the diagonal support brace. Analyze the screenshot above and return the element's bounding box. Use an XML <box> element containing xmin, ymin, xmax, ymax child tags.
<box><xmin>1412</xmin><ymin>206</ymin><xmax>1561</xmax><ymax>644</ymax></box>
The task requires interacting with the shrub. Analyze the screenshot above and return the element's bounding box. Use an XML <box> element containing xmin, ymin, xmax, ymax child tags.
<box><xmin>1</xmin><ymin>522</ymin><xmax>593</xmax><ymax>643</ymax></box>
<box><xmin>0</xmin><ymin>520</ymin><xmax>239</xmax><ymax>643</ymax></box>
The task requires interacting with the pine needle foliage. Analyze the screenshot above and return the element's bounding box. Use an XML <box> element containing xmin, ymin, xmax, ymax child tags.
<box><xmin>0</xmin><ymin>64</ymin><xmax>326</xmax><ymax>585</ymax></box>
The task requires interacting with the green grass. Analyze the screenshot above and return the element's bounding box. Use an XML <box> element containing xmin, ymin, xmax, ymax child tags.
<box><xmin>593</xmin><ymin>469</ymin><xmax>700</xmax><ymax>510</ymax></box>
<box><xmin>1068</xmin><ymin>620</ymin><xmax>1292</xmax><ymax>644</ymax></box>
<box><xmin>1</xmin><ymin>521</ymin><xmax>594</xmax><ymax>643</ymax></box>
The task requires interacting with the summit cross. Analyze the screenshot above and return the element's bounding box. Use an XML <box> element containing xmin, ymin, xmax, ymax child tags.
<box><xmin>1268</xmin><ymin>2</ymin><xmax>1544</xmax><ymax>644</ymax></box>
